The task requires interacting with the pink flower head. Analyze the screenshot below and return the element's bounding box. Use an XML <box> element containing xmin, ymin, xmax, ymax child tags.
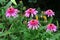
<box><xmin>28</xmin><ymin>19</ymin><xmax>39</xmax><ymax>30</ymax></box>
<box><xmin>6</xmin><ymin>6</ymin><xmax>19</xmax><ymax>18</ymax></box>
<box><xmin>25</xmin><ymin>8</ymin><xmax>38</xmax><ymax>17</ymax></box>
<box><xmin>45</xmin><ymin>9</ymin><xmax>55</xmax><ymax>17</ymax></box>
<box><xmin>46</xmin><ymin>24</ymin><xmax>57</xmax><ymax>32</ymax></box>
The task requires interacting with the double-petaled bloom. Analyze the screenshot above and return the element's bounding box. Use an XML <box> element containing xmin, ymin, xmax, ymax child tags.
<box><xmin>6</xmin><ymin>6</ymin><xmax>19</xmax><ymax>18</ymax></box>
<box><xmin>25</xmin><ymin>8</ymin><xmax>38</xmax><ymax>17</ymax></box>
<box><xmin>45</xmin><ymin>9</ymin><xmax>55</xmax><ymax>17</ymax></box>
<box><xmin>28</xmin><ymin>19</ymin><xmax>39</xmax><ymax>30</ymax></box>
<box><xmin>46</xmin><ymin>24</ymin><xmax>57</xmax><ymax>32</ymax></box>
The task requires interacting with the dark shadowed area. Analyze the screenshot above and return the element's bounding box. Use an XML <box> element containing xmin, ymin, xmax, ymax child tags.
<box><xmin>16</xmin><ymin>0</ymin><xmax>60</xmax><ymax>23</ymax></box>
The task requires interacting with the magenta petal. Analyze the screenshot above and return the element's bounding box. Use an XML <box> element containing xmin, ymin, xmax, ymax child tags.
<box><xmin>25</xmin><ymin>8</ymin><xmax>38</xmax><ymax>17</ymax></box>
<box><xmin>25</xmin><ymin>13</ymin><xmax>30</xmax><ymax>17</ymax></box>
<box><xmin>46</xmin><ymin>24</ymin><xmax>57</xmax><ymax>32</ymax></box>
<box><xmin>6</xmin><ymin>6</ymin><xmax>19</xmax><ymax>18</ymax></box>
<box><xmin>6</xmin><ymin>13</ymin><xmax>11</xmax><ymax>17</ymax></box>
<box><xmin>45</xmin><ymin>9</ymin><xmax>55</xmax><ymax>17</ymax></box>
<box><xmin>27</xmin><ymin>19</ymin><xmax>39</xmax><ymax>30</ymax></box>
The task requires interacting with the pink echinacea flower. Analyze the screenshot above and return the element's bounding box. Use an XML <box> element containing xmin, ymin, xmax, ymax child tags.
<box><xmin>28</xmin><ymin>19</ymin><xmax>39</xmax><ymax>30</ymax></box>
<box><xmin>6</xmin><ymin>6</ymin><xmax>19</xmax><ymax>18</ymax></box>
<box><xmin>45</xmin><ymin>9</ymin><xmax>55</xmax><ymax>17</ymax></box>
<box><xmin>25</xmin><ymin>8</ymin><xmax>38</xmax><ymax>17</ymax></box>
<box><xmin>46</xmin><ymin>24</ymin><xmax>57</xmax><ymax>32</ymax></box>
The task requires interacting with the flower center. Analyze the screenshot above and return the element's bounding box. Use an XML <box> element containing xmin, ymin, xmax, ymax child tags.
<box><xmin>48</xmin><ymin>10</ymin><xmax>52</xmax><ymax>14</ymax></box>
<box><xmin>50</xmin><ymin>24</ymin><xmax>52</xmax><ymax>26</ymax></box>
<box><xmin>49</xmin><ymin>10</ymin><xmax>51</xmax><ymax>12</ymax></box>
<box><xmin>49</xmin><ymin>24</ymin><xmax>54</xmax><ymax>29</ymax></box>
<box><xmin>28</xmin><ymin>8</ymin><xmax>32</xmax><ymax>13</ymax></box>
<box><xmin>29</xmin><ymin>8</ymin><xmax>32</xmax><ymax>11</ymax></box>
<box><xmin>32</xmin><ymin>20</ymin><xmax>35</xmax><ymax>22</ymax></box>
<box><xmin>30</xmin><ymin>20</ymin><xmax>38</xmax><ymax>26</ymax></box>
<box><xmin>8</xmin><ymin>8</ymin><xmax>15</xmax><ymax>14</ymax></box>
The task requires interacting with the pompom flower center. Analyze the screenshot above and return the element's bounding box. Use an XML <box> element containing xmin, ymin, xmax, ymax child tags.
<box><xmin>30</xmin><ymin>20</ymin><xmax>38</xmax><ymax>26</ymax></box>
<box><xmin>29</xmin><ymin>8</ymin><xmax>32</xmax><ymax>11</ymax></box>
<box><xmin>48</xmin><ymin>10</ymin><xmax>52</xmax><ymax>13</ymax></box>
<box><xmin>49</xmin><ymin>10</ymin><xmax>51</xmax><ymax>12</ymax></box>
<box><xmin>49</xmin><ymin>24</ymin><xmax>54</xmax><ymax>29</ymax></box>
<box><xmin>8</xmin><ymin>7</ymin><xmax>15</xmax><ymax>14</ymax></box>
<box><xmin>50</xmin><ymin>24</ymin><xmax>52</xmax><ymax>26</ymax></box>
<box><xmin>28</xmin><ymin>8</ymin><xmax>32</xmax><ymax>14</ymax></box>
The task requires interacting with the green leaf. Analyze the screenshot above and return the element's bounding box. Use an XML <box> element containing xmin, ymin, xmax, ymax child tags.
<box><xmin>48</xmin><ymin>17</ymin><xmax>53</xmax><ymax>23</ymax></box>
<box><xmin>56</xmin><ymin>20</ymin><xmax>59</xmax><ymax>27</ymax></box>
<box><xmin>0</xmin><ymin>31</ymin><xmax>11</xmax><ymax>36</ymax></box>
<box><xmin>11</xmin><ymin>0</ymin><xmax>17</xmax><ymax>5</ymax></box>
<box><xmin>4</xmin><ymin>1</ymin><xmax>12</xmax><ymax>9</ymax></box>
<box><xmin>39</xmin><ymin>26</ymin><xmax>46</xmax><ymax>31</ymax></box>
<box><xmin>1</xmin><ymin>9</ymin><xmax>5</xmax><ymax>15</ymax></box>
<box><xmin>28</xmin><ymin>0</ymin><xmax>37</xmax><ymax>3</ymax></box>
<box><xmin>0</xmin><ymin>23</ymin><xmax>5</xmax><ymax>28</ymax></box>
<box><xmin>0</xmin><ymin>0</ymin><xmax>5</xmax><ymax>4</ymax></box>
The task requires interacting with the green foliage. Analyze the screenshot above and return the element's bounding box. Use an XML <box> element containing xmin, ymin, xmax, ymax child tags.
<box><xmin>0</xmin><ymin>0</ymin><xmax>6</xmax><ymax>5</ymax></box>
<box><xmin>0</xmin><ymin>0</ymin><xmax>60</xmax><ymax>40</ymax></box>
<box><xmin>28</xmin><ymin>0</ymin><xmax>37</xmax><ymax>3</ymax></box>
<box><xmin>11</xmin><ymin>0</ymin><xmax>17</xmax><ymax>5</ymax></box>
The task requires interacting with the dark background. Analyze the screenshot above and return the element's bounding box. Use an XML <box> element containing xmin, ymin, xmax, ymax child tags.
<box><xmin>16</xmin><ymin>0</ymin><xmax>60</xmax><ymax>23</ymax></box>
